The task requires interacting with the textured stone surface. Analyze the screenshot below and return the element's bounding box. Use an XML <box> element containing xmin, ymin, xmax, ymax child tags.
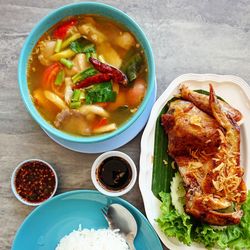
<box><xmin>0</xmin><ymin>0</ymin><xmax>249</xmax><ymax>249</ymax></box>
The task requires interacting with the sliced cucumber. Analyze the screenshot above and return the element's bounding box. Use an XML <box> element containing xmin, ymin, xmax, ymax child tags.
<box><xmin>170</xmin><ymin>172</ymin><xmax>186</xmax><ymax>214</ymax></box>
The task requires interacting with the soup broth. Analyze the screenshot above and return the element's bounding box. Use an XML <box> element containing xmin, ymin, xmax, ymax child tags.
<box><xmin>28</xmin><ymin>14</ymin><xmax>148</xmax><ymax>136</ymax></box>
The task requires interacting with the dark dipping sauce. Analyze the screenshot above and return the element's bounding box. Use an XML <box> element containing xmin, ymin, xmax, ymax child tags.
<box><xmin>97</xmin><ymin>156</ymin><xmax>132</xmax><ymax>191</ymax></box>
<box><xmin>15</xmin><ymin>161</ymin><xmax>56</xmax><ymax>203</ymax></box>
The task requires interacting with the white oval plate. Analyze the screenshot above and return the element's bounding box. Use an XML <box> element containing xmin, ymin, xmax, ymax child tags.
<box><xmin>139</xmin><ymin>74</ymin><xmax>250</xmax><ymax>250</ymax></box>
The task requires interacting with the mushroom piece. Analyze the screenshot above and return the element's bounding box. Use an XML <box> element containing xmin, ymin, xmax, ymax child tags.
<box><xmin>38</xmin><ymin>40</ymin><xmax>56</xmax><ymax>66</ymax></box>
<box><xmin>44</xmin><ymin>91</ymin><xmax>67</xmax><ymax>110</ymax></box>
<box><xmin>78</xmin><ymin>23</ymin><xmax>107</xmax><ymax>44</ymax></box>
<box><xmin>54</xmin><ymin>105</ymin><xmax>110</xmax><ymax>136</ymax></box>
<box><xmin>54</xmin><ymin>110</ymin><xmax>91</xmax><ymax>136</ymax></box>
<box><xmin>78</xmin><ymin>105</ymin><xmax>109</xmax><ymax>118</ymax></box>
<box><xmin>114</xmin><ymin>32</ymin><xmax>135</xmax><ymax>50</ymax></box>
<box><xmin>64</xmin><ymin>77</ymin><xmax>74</xmax><ymax>105</ymax></box>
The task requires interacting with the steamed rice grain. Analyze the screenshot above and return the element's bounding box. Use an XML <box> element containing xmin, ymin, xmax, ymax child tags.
<box><xmin>56</xmin><ymin>226</ymin><xmax>129</xmax><ymax>250</ymax></box>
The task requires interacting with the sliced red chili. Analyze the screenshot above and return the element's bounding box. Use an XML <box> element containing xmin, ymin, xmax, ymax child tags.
<box><xmin>73</xmin><ymin>73</ymin><xmax>113</xmax><ymax>89</ymax></box>
<box><xmin>89</xmin><ymin>57</ymin><xmax>128</xmax><ymax>86</ymax></box>
<box><xmin>53</xmin><ymin>18</ymin><xmax>77</xmax><ymax>39</ymax></box>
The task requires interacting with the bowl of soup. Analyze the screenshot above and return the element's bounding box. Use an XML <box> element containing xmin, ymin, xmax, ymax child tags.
<box><xmin>19</xmin><ymin>2</ymin><xmax>156</xmax><ymax>153</ymax></box>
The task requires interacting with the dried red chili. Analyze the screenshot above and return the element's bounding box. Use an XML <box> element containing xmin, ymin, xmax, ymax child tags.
<box><xmin>73</xmin><ymin>73</ymin><xmax>113</xmax><ymax>89</ymax></box>
<box><xmin>89</xmin><ymin>57</ymin><xmax>128</xmax><ymax>86</ymax></box>
<box><xmin>15</xmin><ymin>161</ymin><xmax>56</xmax><ymax>203</ymax></box>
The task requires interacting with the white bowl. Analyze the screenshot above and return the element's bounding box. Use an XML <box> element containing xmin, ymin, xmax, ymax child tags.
<box><xmin>91</xmin><ymin>151</ymin><xmax>137</xmax><ymax>196</ymax></box>
<box><xmin>11</xmin><ymin>159</ymin><xmax>58</xmax><ymax>206</ymax></box>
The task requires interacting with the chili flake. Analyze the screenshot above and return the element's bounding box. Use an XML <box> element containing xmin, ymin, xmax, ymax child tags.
<box><xmin>15</xmin><ymin>161</ymin><xmax>56</xmax><ymax>203</ymax></box>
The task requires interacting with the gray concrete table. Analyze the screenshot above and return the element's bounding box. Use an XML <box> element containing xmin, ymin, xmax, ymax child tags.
<box><xmin>0</xmin><ymin>0</ymin><xmax>250</xmax><ymax>249</ymax></box>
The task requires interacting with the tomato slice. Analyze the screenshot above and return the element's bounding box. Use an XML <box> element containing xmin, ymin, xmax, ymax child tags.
<box><xmin>53</xmin><ymin>18</ymin><xmax>77</xmax><ymax>39</ymax></box>
<box><xmin>42</xmin><ymin>63</ymin><xmax>61</xmax><ymax>88</ymax></box>
<box><xmin>93</xmin><ymin>117</ymin><xmax>108</xmax><ymax>129</ymax></box>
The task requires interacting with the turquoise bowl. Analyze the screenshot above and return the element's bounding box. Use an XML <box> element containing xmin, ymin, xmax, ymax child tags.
<box><xmin>18</xmin><ymin>2</ymin><xmax>156</xmax><ymax>152</ymax></box>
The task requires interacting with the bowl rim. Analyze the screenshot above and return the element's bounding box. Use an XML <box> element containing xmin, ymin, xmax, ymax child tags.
<box><xmin>18</xmin><ymin>2</ymin><xmax>155</xmax><ymax>143</ymax></box>
<box><xmin>11</xmin><ymin>159</ymin><xmax>58</xmax><ymax>206</ymax></box>
<box><xmin>91</xmin><ymin>151</ymin><xmax>137</xmax><ymax>196</ymax></box>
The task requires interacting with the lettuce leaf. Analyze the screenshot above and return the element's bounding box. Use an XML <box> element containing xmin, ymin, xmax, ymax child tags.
<box><xmin>157</xmin><ymin>192</ymin><xmax>192</xmax><ymax>245</ymax></box>
<box><xmin>157</xmin><ymin>191</ymin><xmax>250</xmax><ymax>249</ymax></box>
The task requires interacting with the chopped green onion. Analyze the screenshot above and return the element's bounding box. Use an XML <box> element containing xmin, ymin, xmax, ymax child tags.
<box><xmin>72</xmin><ymin>67</ymin><xmax>98</xmax><ymax>84</ymax></box>
<box><xmin>79</xmin><ymin>91</ymin><xmax>85</xmax><ymax>100</ymax></box>
<box><xmin>50</xmin><ymin>49</ymin><xmax>75</xmax><ymax>61</ymax></box>
<box><xmin>71</xmin><ymin>89</ymin><xmax>82</xmax><ymax>102</ymax></box>
<box><xmin>55</xmin><ymin>70</ymin><xmax>65</xmax><ymax>86</ymax></box>
<box><xmin>70</xmin><ymin>101</ymin><xmax>81</xmax><ymax>109</ymax></box>
<box><xmin>54</xmin><ymin>39</ymin><xmax>62</xmax><ymax>53</ymax></box>
<box><xmin>61</xmin><ymin>33</ymin><xmax>81</xmax><ymax>49</ymax></box>
<box><xmin>70</xmin><ymin>89</ymin><xmax>85</xmax><ymax>109</ymax></box>
<box><xmin>60</xmin><ymin>58</ymin><xmax>74</xmax><ymax>69</ymax></box>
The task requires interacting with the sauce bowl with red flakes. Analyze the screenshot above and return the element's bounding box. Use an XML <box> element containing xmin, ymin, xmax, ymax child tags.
<box><xmin>11</xmin><ymin>159</ymin><xmax>58</xmax><ymax>206</ymax></box>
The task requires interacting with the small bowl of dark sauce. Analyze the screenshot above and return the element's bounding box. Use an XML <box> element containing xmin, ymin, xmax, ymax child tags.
<box><xmin>11</xmin><ymin>159</ymin><xmax>58</xmax><ymax>206</ymax></box>
<box><xmin>91</xmin><ymin>151</ymin><xmax>137</xmax><ymax>196</ymax></box>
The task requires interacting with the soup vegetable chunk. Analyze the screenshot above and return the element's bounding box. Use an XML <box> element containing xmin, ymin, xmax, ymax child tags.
<box><xmin>28</xmin><ymin>15</ymin><xmax>148</xmax><ymax>136</ymax></box>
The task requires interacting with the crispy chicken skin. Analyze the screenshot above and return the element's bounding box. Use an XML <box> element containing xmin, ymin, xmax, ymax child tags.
<box><xmin>161</xmin><ymin>85</ymin><xmax>246</xmax><ymax>225</ymax></box>
<box><xmin>180</xmin><ymin>85</ymin><xmax>242</xmax><ymax>122</ymax></box>
<box><xmin>162</xmin><ymin>100</ymin><xmax>221</xmax><ymax>157</ymax></box>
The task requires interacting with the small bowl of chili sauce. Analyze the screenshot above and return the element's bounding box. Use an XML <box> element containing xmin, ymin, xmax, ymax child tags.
<box><xmin>91</xmin><ymin>151</ymin><xmax>137</xmax><ymax>196</ymax></box>
<box><xmin>11</xmin><ymin>159</ymin><xmax>58</xmax><ymax>206</ymax></box>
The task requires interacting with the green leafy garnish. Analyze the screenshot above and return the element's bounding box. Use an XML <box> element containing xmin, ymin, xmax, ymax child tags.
<box><xmin>158</xmin><ymin>191</ymin><xmax>250</xmax><ymax>249</ymax></box>
<box><xmin>122</xmin><ymin>53</ymin><xmax>143</xmax><ymax>83</ymax></box>
<box><xmin>72</xmin><ymin>68</ymin><xmax>98</xmax><ymax>84</ymax></box>
<box><xmin>70</xmin><ymin>37</ymin><xmax>96</xmax><ymax>54</ymax></box>
<box><xmin>85</xmin><ymin>82</ymin><xmax>116</xmax><ymax>104</ymax></box>
<box><xmin>157</xmin><ymin>192</ymin><xmax>193</xmax><ymax>245</ymax></box>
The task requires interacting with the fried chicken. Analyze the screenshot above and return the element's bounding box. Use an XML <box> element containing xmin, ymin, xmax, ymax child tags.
<box><xmin>161</xmin><ymin>85</ymin><xmax>246</xmax><ymax>225</ymax></box>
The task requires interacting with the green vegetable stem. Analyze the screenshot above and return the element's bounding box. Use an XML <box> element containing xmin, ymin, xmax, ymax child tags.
<box><xmin>60</xmin><ymin>58</ymin><xmax>73</xmax><ymax>69</ymax></box>
<box><xmin>72</xmin><ymin>68</ymin><xmax>98</xmax><ymax>84</ymax></box>
<box><xmin>54</xmin><ymin>70</ymin><xmax>65</xmax><ymax>86</ymax></box>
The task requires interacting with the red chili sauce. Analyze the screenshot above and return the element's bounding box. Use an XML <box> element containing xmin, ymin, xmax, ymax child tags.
<box><xmin>15</xmin><ymin>161</ymin><xmax>56</xmax><ymax>203</ymax></box>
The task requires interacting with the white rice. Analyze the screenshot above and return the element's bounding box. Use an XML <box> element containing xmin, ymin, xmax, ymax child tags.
<box><xmin>55</xmin><ymin>226</ymin><xmax>129</xmax><ymax>250</ymax></box>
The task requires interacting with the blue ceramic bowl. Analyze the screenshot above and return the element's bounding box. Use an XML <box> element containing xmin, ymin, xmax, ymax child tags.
<box><xmin>18</xmin><ymin>2</ymin><xmax>156</xmax><ymax>152</ymax></box>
